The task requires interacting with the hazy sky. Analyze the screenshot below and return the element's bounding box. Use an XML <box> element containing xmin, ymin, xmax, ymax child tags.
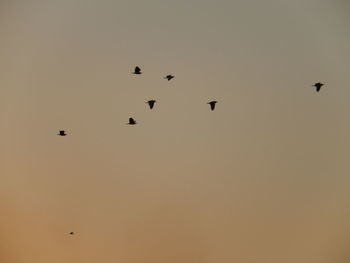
<box><xmin>1</xmin><ymin>1</ymin><xmax>350</xmax><ymax>262</ymax></box>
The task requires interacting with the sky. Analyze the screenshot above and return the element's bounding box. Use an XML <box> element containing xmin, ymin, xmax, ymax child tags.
<box><xmin>1</xmin><ymin>0</ymin><xmax>350</xmax><ymax>262</ymax></box>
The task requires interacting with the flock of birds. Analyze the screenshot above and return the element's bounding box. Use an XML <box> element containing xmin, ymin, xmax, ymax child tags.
<box><xmin>55</xmin><ymin>66</ymin><xmax>325</xmax><ymax>235</ymax></box>
<box><xmin>56</xmin><ymin>66</ymin><xmax>221</xmax><ymax>137</ymax></box>
<box><xmin>57</xmin><ymin>66</ymin><xmax>325</xmax><ymax>137</ymax></box>
<box><xmin>127</xmin><ymin>66</ymin><xmax>218</xmax><ymax>125</ymax></box>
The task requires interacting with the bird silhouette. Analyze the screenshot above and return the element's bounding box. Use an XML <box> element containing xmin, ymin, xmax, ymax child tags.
<box><xmin>57</xmin><ymin>130</ymin><xmax>67</xmax><ymax>136</ymax></box>
<box><xmin>127</xmin><ymin>118</ymin><xmax>137</xmax><ymax>125</ymax></box>
<box><xmin>313</xmin><ymin>82</ymin><xmax>324</xmax><ymax>92</ymax></box>
<box><xmin>146</xmin><ymin>100</ymin><xmax>156</xmax><ymax>109</ymax></box>
<box><xmin>164</xmin><ymin>75</ymin><xmax>174</xmax><ymax>81</ymax></box>
<box><xmin>133</xmin><ymin>66</ymin><xmax>142</xmax><ymax>74</ymax></box>
<box><xmin>69</xmin><ymin>232</ymin><xmax>75</xmax><ymax>235</ymax></box>
<box><xmin>207</xmin><ymin>101</ymin><xmax>217</xmax><ymax>111</ymax></box>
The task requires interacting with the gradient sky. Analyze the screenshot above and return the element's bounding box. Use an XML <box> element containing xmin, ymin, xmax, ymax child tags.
<box><xmin>1</xmin><ymin>1</ymin><xmax>350</xmax><ymax>262</ymax></box>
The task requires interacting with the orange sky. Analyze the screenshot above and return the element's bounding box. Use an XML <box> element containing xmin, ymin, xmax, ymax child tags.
<box><xmin>1</xmin><ymin>1</ymin><xmax>350</xmax><ymax>262</ymax></box>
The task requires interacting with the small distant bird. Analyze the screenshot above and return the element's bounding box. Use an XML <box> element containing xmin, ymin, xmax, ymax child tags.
<box><xmin>127</xmin><ymin>118</ymin><xmax>137</xmax><ymax>125</ymax></box>
<box><xmin>133</xmin><ymin>66</ymin><xmax>142</xmax><ymax>74</ymax></box>
<box><xmin>69</xmin><ymin>232</ymin><xmax>75</xmax><ymax>235</ymax></box>
<box><xmin>164</xmin><ymin>75</ymin><xmax>174</xmax><ymax>81</ymax></box>
<box><xmin>146</xmin><ymin>100</ymin><xmax>156</xmax><ymax>109</ymax></box>
<box><xmin>57</xmin><ymin>130</ymin><xmax>67</xmax><ymax>136</ymax></box>
<box><xmin>207</xmin><ymin>101</ymin><xmax>217</xmax><ymax>111</ymax></box>
<box><xmin>313</xmin><ymin>82</ymin><xmax>324</xmax><ymax>92</ymax></box>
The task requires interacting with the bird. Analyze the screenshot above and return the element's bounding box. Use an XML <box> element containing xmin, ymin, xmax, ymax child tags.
<box><xmin>146</xmin><ymin>100</ymin><xmax>156</xmax><ymax>109</ymax></box>
<box><xmin>207</xmin><ymin>101</ymin><xmax>217</xmax><ymax>111</ymax></box>
<box><xmin>164</xmin><ymin>75</ymin><xmax>174</xmax><ymax>81</ymax></box>
<box><xmin>69</xmin><ymin>232</ymin><xmax>75</xmax><ymax>235</ymax></box>
<box><xmin>132</xmin><ymin>66</ymin><xmax>142</xmax><ymax>74</ymax></box>
<box><xmin>313</xmin><ymin>82</ymin><xmax>324</xmax><ymax>92</ymax></box>
<box><xmin>127</xmin><ymin>118</ymin><xmax>137</xmax><ymax>125</ymax></box>
<box><xmin>57</xmin><ymin>130</ymin><xmax>67</xmax><ymax>136</ymax></box>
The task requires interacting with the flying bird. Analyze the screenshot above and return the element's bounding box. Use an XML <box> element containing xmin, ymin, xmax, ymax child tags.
<box><xmin>207</xmin><ymin>101</ymin><xmax>217</xmax><ymax>111</ymax></box>
<box><xmin>146</xmin><ymin>100</ymin><xmax>156</xmax><ymax>109</ymax></box>
<box><xmin>127</xmin><ymin>118</ymin><xmax>137</xmax><ymax>125</ymax></box>
<box><xmin>133</xmin><ymin>66</ymin><xmax>142</xmax><ymax>74</ymax></box>
<box><xmin>313</xmin><ymin>82</ymin><xmax>324</xmax><ymax>92</ymax></box>
<box><xmin>57</xmin><ymin>130</ymin><xmax>67</xmax><ymax>136</ymax></box>
<box><xmin>69</xmin><ymin>232</ymin><xmax>75</xmax><ymax>235</ymax></box>
<box><xmin>164</xmin><ymin>75</ymin><xmax>174</xmax><ymax>81</ymax></box>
